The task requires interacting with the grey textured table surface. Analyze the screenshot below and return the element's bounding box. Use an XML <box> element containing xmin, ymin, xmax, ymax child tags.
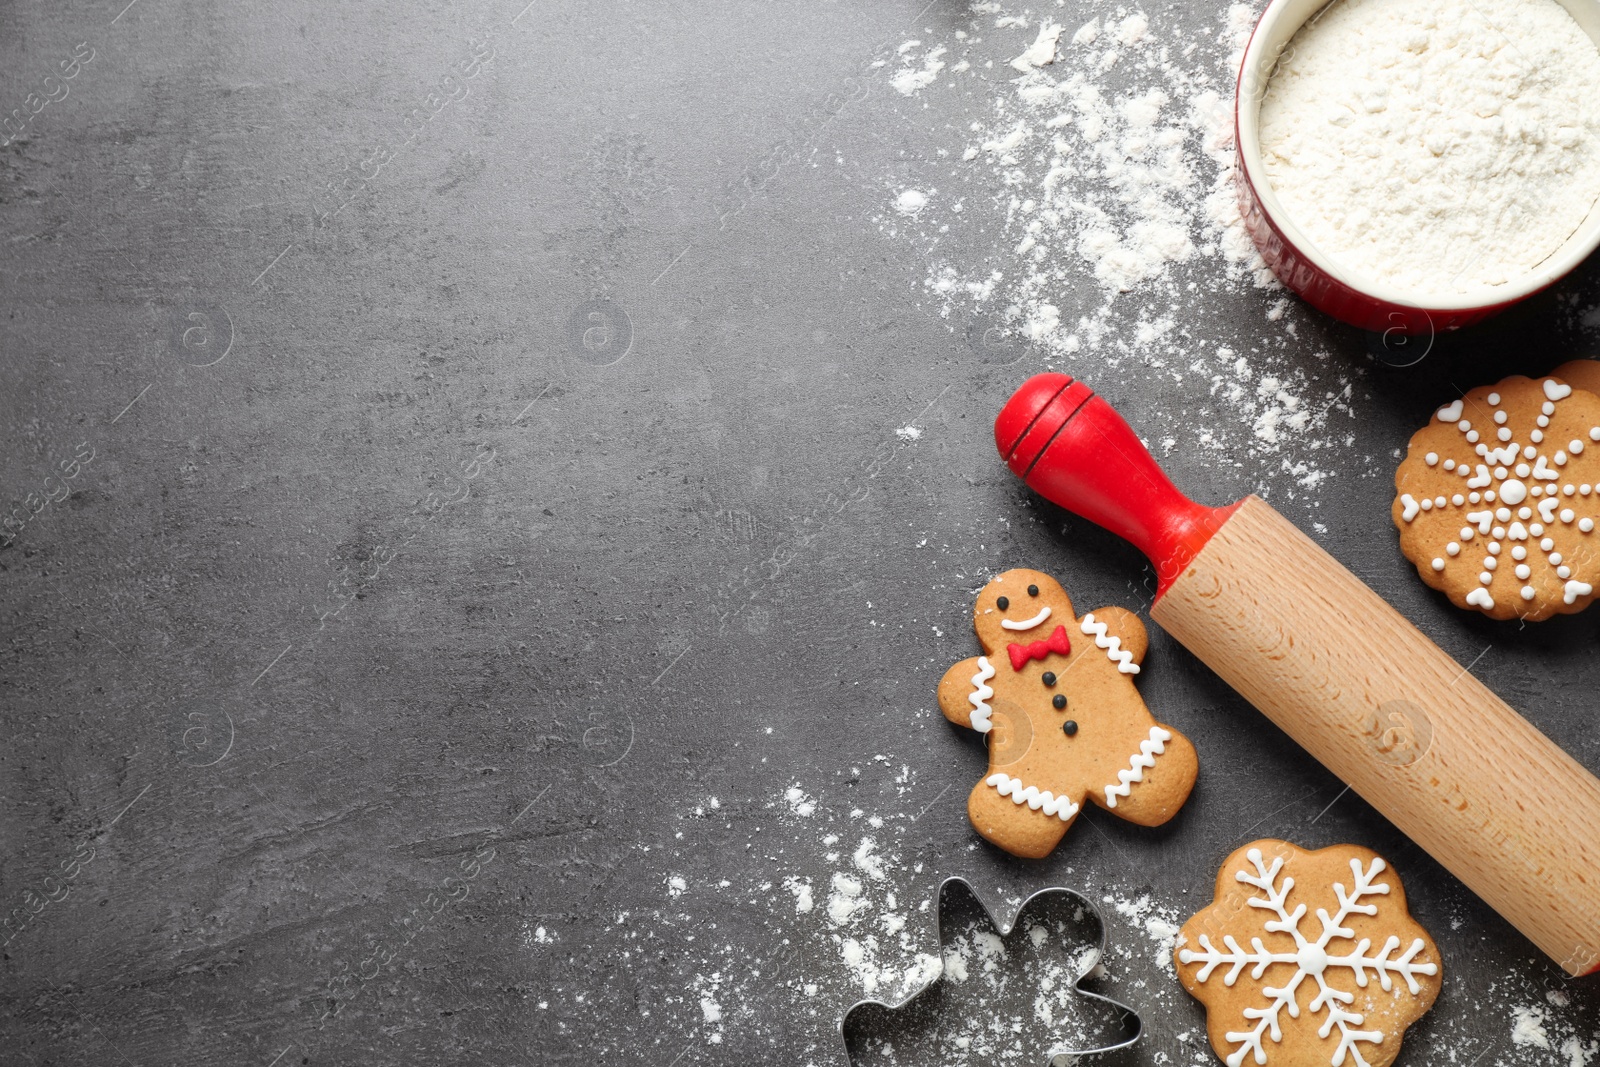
<box><xmin>4</xmin><ymin>1</ymin><xmax>1600</xmax><ymax>1065</ymax></box>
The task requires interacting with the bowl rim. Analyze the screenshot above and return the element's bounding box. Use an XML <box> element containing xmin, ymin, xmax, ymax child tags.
<box><xmin>1234</xmin><ymin>0</ymin><xmax>1600</xmax><ymax>314</ymax></box>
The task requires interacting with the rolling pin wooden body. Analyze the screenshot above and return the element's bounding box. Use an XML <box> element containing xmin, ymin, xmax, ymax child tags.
<box><xmin>996</xmin><ymin>373</ymin><xmax>1600</xmax><ymax>975</ymax></box>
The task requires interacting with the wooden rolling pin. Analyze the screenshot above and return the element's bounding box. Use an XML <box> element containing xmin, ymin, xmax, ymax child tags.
<box><xmin>996</xmin><ymin>373</ymin><xmax>1600</xmax><ymax>976</ymax></box>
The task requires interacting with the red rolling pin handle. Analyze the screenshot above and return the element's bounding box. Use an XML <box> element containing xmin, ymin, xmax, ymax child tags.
<box><xmin>994</xmin><ymin>373</ymin><xmax>1238</xmax><ymax>594</ymax></box>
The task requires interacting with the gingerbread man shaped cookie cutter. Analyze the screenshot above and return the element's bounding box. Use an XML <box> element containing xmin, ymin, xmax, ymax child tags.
<box><xmin>838</xmin><ymin>877</ymin><xmax>1143</xmax><ymax>1065</ymax></box>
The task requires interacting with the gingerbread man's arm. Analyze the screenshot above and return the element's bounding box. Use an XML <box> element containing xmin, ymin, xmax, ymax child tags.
<box><xmin>938</xmin><ymin>656</ymin><xmax>990</xmax><ymax>729</ymax></box>
<box><xmin>1081</xmin><ymin>606</ymin><xmax>1149</xmax><ymax>667</ymax></box>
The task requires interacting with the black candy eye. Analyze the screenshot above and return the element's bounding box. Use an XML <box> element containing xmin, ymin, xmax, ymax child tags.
<box><xmin>996</xmin><ymin>596</ymin><xmax>1010</xmax><ymax>610</ymax></box>
<box><xmin>1052</xmin><ymin>695</ymin><xmax>1067</xmax><ymax>710</ymax></box>
<box><xmin>1041</xmin><ymin>671</ymin><xmax>1056</xmax><ymax>686</ymax></box>
<box><xmin>1062</xmin><ymin>720</ymin><xmax>1078</xmax><ymax>736</ymax></box>
<box><xmin>1028</xmin><ymin>584</ymin><xmax>1039</xmax><ymax>596</ymax></box>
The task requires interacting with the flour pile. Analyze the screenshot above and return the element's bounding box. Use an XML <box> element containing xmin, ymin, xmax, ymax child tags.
<box><xmin>1260</xmin><ymin>0</ymin><xmax>1600</xmax><ymax>298</ymax></box>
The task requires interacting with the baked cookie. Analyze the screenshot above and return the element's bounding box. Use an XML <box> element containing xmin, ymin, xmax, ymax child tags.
<box><xmin>1393</xmin><ymin>375</ymin><xmax>1600</xmax><ymax>620</ymax></box>
<box><xmin>1550</xmin><ymin>358</ymin><xmax>1600</xmax><ymax>397</ymax></box>
<box><xmin>936</xmin><ymin>568</ymin><xmax>1197</xmax><ymax>860</ymax></box>
<box><xmin>1176</xmin><ymin>840</ymin><xmax>1441</xmax><ymax>1067</ymax></box>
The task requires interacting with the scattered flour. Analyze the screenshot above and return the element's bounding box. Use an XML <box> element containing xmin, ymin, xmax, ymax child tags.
<box><xmin>1515</xmin><ymin>1004</ymin><xmax>1555</xmax><ymax>1050</ymax></box>
<box><xmin>894</xmin><ymin>424</ymin><xmax>925</xmax><ymax>441</ymax></box>
<box><xmin>1010</xmin><ymin>22</ymin><xmax>1064</xmax><ymax>71</ymax></box>
<box><xmin>891</xmin><ymin>43</ymin><xmax>948</xmax><ymax>95</ymax></box>
<box><xmin>880</xmin><ymin>2</ymin><xmax>1362</xmax><ymax>503</ymax></box>
<box><xmin>895</xmin><ymin>188</ymin><xmax>930</xmax><ymax>215</ymax></box>
<box><xmin>1259</xmin><ymin>0</ymin><xmax>1600</xmax><ymax>298</ymax></box>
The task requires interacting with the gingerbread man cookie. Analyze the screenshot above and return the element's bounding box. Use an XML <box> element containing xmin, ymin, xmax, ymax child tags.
<box><xmin>937</xmin><ymin>568</ymin><xmax>1198</xmax><ymax>859</ymax></box>
<box><xmin>1176</xmin><ymin>840</ymin><xmax>1441</xmax><ymax>1067</ymax></box>
<box><xmin>1393</xmin><ymin>375</ymin><xmax>1600</xmax><ymax>620</ymax></box>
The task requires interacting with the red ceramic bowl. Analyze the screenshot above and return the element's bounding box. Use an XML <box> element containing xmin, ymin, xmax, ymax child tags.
<box><xmin>1233</xmin><ymin>0</ymin><xmax>1600</xmax><ymax>336</ymax></box>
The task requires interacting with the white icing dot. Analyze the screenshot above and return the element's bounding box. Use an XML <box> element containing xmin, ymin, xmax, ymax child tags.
<box><xmin>1492</xmin><ymin>526</ymin><xmax>1506</xmax><ymax>539</ymax></box>
<box><xmin>1515</xmin><ymin>463</ymin><xmax>1531</xmax><ymax>478</ymax></box>
<box><xmin>1432</xmin><ymin>558</ymin><xmax>1445</xmax><ymax>572</ymax></box>
<box><xmin>1566</xmin><ymin>484</ymin><xmax>1578</xmax><ymax>496</ymax></box>
<box><xmin>1469</xmin><ymin>493</ymin><xmax>1482</xmax><ymax>504</ymax></box>
<box><xmin>1530</xmin><ymin>486</ymin><xmax>1544</xmax><ymax>497</ymax></box>
<box><xmin>1434</xmin><ymin>496</ymin><xmax>1447</xmax><ymax>508</ymax></box>
<box><xmin>1470</xmin><ymin>433</ymin><xmax>1483</xmax><ymax>446</ymax></box>
<box><xmin>1444</xmin><ymin>459</ymin><xmax>1457</xmax><ymax>471</ymax></box>
<box><xmin>1459</xmin><ymin>419</ymin><xmax>1472</xmax><ymax>432</ymax></box>
<box><xmin>1532</xmin><ymin>524</ymin><xmax>1546</xmax><ymax>536</ymax></box>
<box><xmin>1559</xmin><ymin>565</ymin><xmax>1573</xmax><ymax>579</ymax></box>
<box><xmin>1454</xmin><ymin>495</ymin><xmax>1466</xmax><ymax>506</ymax></box>
<box><xmin>1591</xmin><ymin>427</ymin><xmax>1600</xmax><ymax>441</ymax></box>
<box><xmin>1420</xmin><ymin>498</ymin><xmax>1433</xmax><ymax>511</ymax></box>
<box><xmin>1494</xmin><ymin>466</ymin><xmax>1509</xmax><ymax>480</ymax></box>
<box><xmin>1499</xmin><ymin>480</ymin><xmax>1527</xmax><ymax>505</ymax></box>
<box><xmin>1469</xmin><ymin>587</ymin><xmax>1496</xmax><ymax>609</ymax></box>
<box><xmin>1485</xmin><ymin>491</ymin><xmax>1497</xmax><ymax>503</ymax></box>
<box><xmin>1543</xmin><ymin>402</ymin><xmax>1557</xmax><ymax>416</ymax></box>
<box><xmin>1479</xmin><ymin>572</ymin><xmax>1493</xmax><ymax>585</ymax></box>
<box><xmin>1574</xmin><ymin>440</ymin><xmax>1587</xmax><ymax>455</ymax></box>
<box><xmin>1447</xmin><ymin>542</ymin><xmax>1461</xmax><ymax>556</ymax></box>
<box><xmin>1484</xmin><ymin>557</ymin><xmax>1498</xmax><ymax>571</ymax></box>
<box><xmin>1582</xmin><ymin>518</ymin><xmax>1596</xmax><ymax>533</ymax></box>
<box><xmin>1424</xmin><ymin>452</ymin><xmax>1438</xmax><ymax>466</ymax></box>
<box><xmin>1498</xmin><ymin>428</ymin><xmax>1514</xmax><ymax>441</ymax></box>
<box><xmin>1557</xmin><ymin>451</ymin><xmax>1570</xmax><ymax>465</ymax></box>
<box><xmin>1532</xmin><ymin>429</ymin><xmax>1545</xmax><ymax>443</ymax></box>
<box><xmin>1488</xmin><ymin>392</ymin><xmax>1502</xmax><ymax>405</ymax></box>
<box><xmin>1488</xmin><ymin>542</ymin><xmax>1502</xmax><ymax>555</ymax></box>
<box><xmin>1523</xmin><ymin>446</ymin><xmax>1537</xmax><ymax>460</ymax></box>
<box><xmin>1495</xmin><ymin>508</ymin><xmax>1511</xmax><ymax>522</ymax></box>
<box><xmin>1515</xmin><ymin>564</ymin><xmax>1531</xmax><ymax>579</ymax></box>
<box><xmin>1551</xmin><ymin>552</ymin><xmax>1565</xmax><ymax>566</ymax></box>
<box><xmin>1562</xmin><ymin>509</ymin><xmax>1576</xmax><ymax>523</ymax></box>
<box><xmin>1511</xmin><ymin>545</ymin><xmax>1527</xmax><ymax>560</ymax></box>
<box><xmin>1522</xmin><ymin>585</ymin><xmax>1537</xmax><ymax>601</ymax></box>
<box><xmin>1542</xmin><ymin>537</ymin><xmax>1556</xmax><ymax>551</ymax></box>
<box><xmin>1518</xmin><ymin>507</ymin><xmax>1533</xmax><ymax>519</ymax></box>
<box><xmin>1494</xmin><ymin>410</ymin><xmax>1507</xmax><ymax>424</ymax></box>
<box><xmin>1460</xmin><ymin>527</ymin><xmax>1476</xmax><ymax>541</ymax></box>
<box><xmin>1583</xmin><ymin>485</ymin><xmax>1593</xmax><ymax>495</ymax></box>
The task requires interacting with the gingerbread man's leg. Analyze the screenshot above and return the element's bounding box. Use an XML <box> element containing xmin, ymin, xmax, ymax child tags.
<box><xmin>1096</xmin><ymin>723</ymin><xmax>1198</xmax><ymax>828</ymax></box>
<box><xmin>966</xmin><ymin>780</ymin><xmax>1075</xmax><ymax>860</ymax></box>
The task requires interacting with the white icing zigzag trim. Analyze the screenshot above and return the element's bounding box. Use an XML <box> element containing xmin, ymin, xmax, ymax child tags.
<box><xmin>968</xmin><ymin>656</ymin><xmax>996</xmax><ymax>734</ymax></box>
<box><xmin>1080</xmin><ymin>613</ymin><xmax>1140</xmax><ymax>674</ymax></box>
<box><xmin>1103</xmin><ymin>726</ymin><xmax>1171</xmax><ymax>808</ymax></box>
<box><xmin>986</xmin><ymin>772</ymin><xmax>1079</xmax><ymax>820</ymax></box>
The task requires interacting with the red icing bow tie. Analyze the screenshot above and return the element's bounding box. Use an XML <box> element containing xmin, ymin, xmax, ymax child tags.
<box><xmin>1006</xmin><ymin>624</ymin><xmax>1071</xmax><ymax>671</ymax></box>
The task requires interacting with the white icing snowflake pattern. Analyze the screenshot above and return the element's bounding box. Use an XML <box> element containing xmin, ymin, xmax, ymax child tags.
<box><xmin>1178</xmin><ymin>848</ymin><xmax>1438</xmax><ymax>1067</ymax></box>
<box><xmin>1399</xmin><ymin>379</ymin><xmax>1600</xmax><ymax>614</ymax></box>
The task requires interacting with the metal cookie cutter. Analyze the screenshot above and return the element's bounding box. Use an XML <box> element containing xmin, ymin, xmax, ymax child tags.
<box><xmin>839</xmin><ymin>877</ymin><xmax>1143</xmax><ymax>1066</ymax></box>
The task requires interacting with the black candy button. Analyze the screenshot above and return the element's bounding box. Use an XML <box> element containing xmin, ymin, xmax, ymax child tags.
<box><xmin>1042</xmin><ymin>671</ymin><xmax>1056</xmax><ymax>686</ymax></box>
<box><xmin>997</xmin><ymin>596</ymin><xmax>1010</xmax><ymax>610</ymax></box>
<box><xmin>1062</xmin><ymin>720</ymin><xmax>1078</xmax><ymax>736</ymax></box>
<box><xmin>1027</xmin><ymin>584</ymin><xmax>1039</xmax><ymax>596</ymax></box>
<box><xmin>1052</xmin><ymin>694</ymin><xmax>1067</xmax><ymax>710</ymax></box>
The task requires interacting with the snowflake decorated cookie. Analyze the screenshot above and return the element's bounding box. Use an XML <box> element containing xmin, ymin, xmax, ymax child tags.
<box><xmin>1393</xmin><ymin>375</ymin><xmax>1600</xmax><ymax>620</ymax></box>
<box><xmin>1176</xmin><ymin>840</ymin><xmax>1441</xmax><ymax>1067</ymax></box>
<box><xmin>936</xmin><ymin>568</ymin><xmax>1198</xmax><ymax>860</ymax></box>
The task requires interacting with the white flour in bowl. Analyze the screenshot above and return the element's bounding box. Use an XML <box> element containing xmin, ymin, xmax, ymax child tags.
<box><xmin>1259</xmin><ymin>0</ymin><xmax>1600</xmax><ymax>299</ymax></box>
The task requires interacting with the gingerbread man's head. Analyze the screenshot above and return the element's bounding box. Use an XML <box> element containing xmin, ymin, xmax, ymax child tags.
<box><xmin>971</xmin><ymin>570</ymin><xmax>1076</xmax><ymax>655</ymax></box>
<box><xmin>938</xmin><ymin>568</ymin><xmax>1199</xmax><ymax>859</ymax></box>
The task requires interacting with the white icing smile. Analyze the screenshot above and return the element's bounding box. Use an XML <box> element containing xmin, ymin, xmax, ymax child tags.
<box><xmin>1000</xmin><ymin>605</ymin><xmax>1052</xmax><ymax>631</ymax></box>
